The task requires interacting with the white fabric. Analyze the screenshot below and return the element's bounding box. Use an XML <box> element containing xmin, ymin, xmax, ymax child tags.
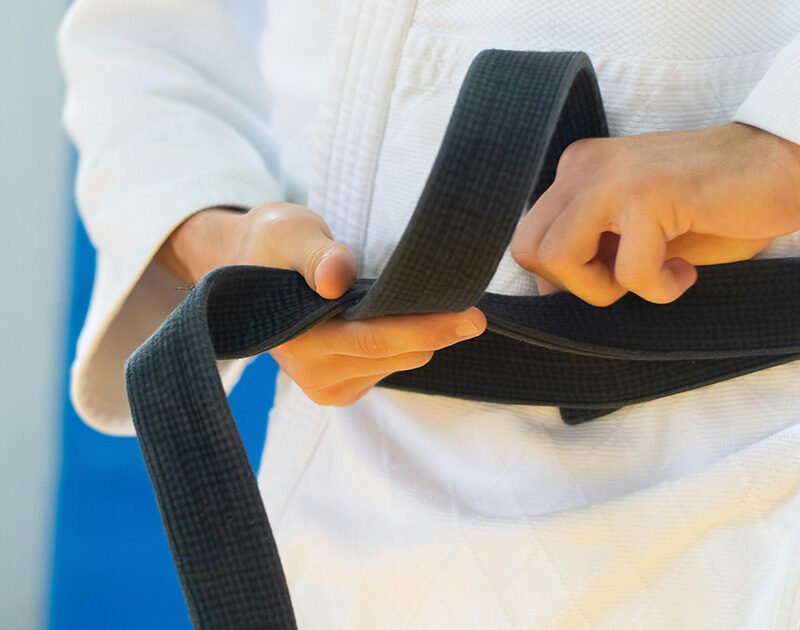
<box><xmin>58</xmin><ymin>1</ymin><xmax>800</xmax><ymax>627</ymax></box>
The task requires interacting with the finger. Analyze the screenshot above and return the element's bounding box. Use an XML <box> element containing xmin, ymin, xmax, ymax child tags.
<box><xmin>270</xmin><ymin>211</ymin><xmax>358</xmax><ymax>299</ymax></box>
<box><xmin>535</xmin><ymin>276</ymin><xmax>564</xmax><ymax>295</ymax></box>
<box><xmin>299</xmin><ymin>307</ymin><xmax>487</xmax><ymax>358</ymax></box>
<box><xmin>511</xmin><ymin>186</ymin><xmax>569</xmax><ymax>267</ymax></box>
<box><xmin>305</xmin><ymin>372</ymin><xmax>394</xmax><ymax>407</ymax></box>
<box><xmin>615</xmin><ymin>208</ymin><xmax>696</xmax><ymax>303</ymax></box>
<box><xmin>535</xmin><ymin>231</ymin><xmax>620</xmax><ymax>295</ymax></box>
<box><xmin>511</xmin><ymin>184</ymin><xmax>579</xmax><ymax>290</ymax></box>
<box><xmin>277</xmin><ymin>344</ymin><xmax>436</xmax><ymax>393</ymax></box>
<box><xmin>536</xmin><ymin>200</ymin><xmax>626</xmax><ymax>306</ymax></box>
<box><xmin>321</xmin><ymin>349</ymin><xmax>437</xmax><ymax>381</ymax></box>
<box><xmin>665</xmin><ymin>233</ymin><xmax>771</xmax><ymax>265</ymax></box>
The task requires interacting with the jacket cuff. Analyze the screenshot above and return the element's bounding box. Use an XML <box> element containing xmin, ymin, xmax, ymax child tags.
<box><xmin>733</xmin><ymin>35</ymin><xmax>800</xmax><ymax>146</ymax></box>
<box><xmin>70</xmin><ymin>171</ymin><xmax>279</xmax><ymax>436</ymax></box>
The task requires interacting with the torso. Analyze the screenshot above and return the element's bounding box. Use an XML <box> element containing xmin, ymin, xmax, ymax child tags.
<box><xmin>250</xmin><ymin>2</ymin><xmax>800</xmax><ymax>627</ymax></box>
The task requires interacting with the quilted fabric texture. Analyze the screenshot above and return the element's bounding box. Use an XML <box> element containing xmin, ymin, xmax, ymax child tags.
<box><xmin>125</xmin><ymin>50</ymin><xmax>800</xmax><ymax>627</ymax></box>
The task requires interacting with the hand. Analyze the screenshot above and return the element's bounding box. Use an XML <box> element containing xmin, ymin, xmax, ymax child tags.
<box><xmin>156</xmin><ymin>202</ymin><xmax>486</xmax><ymax>405</ymax></box>
<box><xmin>509</xmin><ymin>122</ymin><xmax>800</xmax><ymax>305</ymax></box>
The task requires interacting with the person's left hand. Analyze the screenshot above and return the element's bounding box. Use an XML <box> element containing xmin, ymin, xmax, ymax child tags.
<box><xmin>509</xmin><ymin>122</ymin><xmax>800</xmax><ymax>305</ymax></box>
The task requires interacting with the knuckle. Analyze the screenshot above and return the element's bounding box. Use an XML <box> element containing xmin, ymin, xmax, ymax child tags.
<box><xmin>303</xmin><ymin>243</ymin><xmax>331</xmax><ymax>276</ymax></box>
<box><xmin>586</xmin><ymin>291</ymin><xmax>622</xmax><ymax>307</ymax></box>
<box><xmin>355</xmin><ymin>324</ymin><xmax>390</xmax><ymax>356</ymax></box>
<box><xmin>646</xmin><ymin>291</ymin><xmax>680</xmax><ymax>305</ymax></box>
<box><xmin>250</xmin><ymin>203</ymin><xmax>299</xmax><ymax>231</ymax></box>
<box><xmin>251</xmin><ymin>203</ymin><xmax>325</xmax><ymax>245</ymax></box>
<box><xmin>614</xmin><ymin>270</ymin><xmax>647</xmax><ymax>291</ymax></box>
<box><xmin>304</xmin><ymin>385</ymin><xmax>339</xmax><ymax>406</ymax></box>
<box><xmin>536</xmin><ymin>239</ymin><xmax>569</xmax><ymax>269</ymax></box>
<box><xmin>510</xmin><ymin>238</ymin><xmax>540</xmax><ymax>270</ymax></box>
<box><xmin>558</xmin><ymin>138</ymin><xmax>602</xmax><ymax>172</ymax></box>
<box><xmin>404</xmin><ymin>350</ymin><xmax>435</xmax><ymax>369</ymax></box>
<box><xmin>614</xmin><ymin>261</ymin><xmax>652</xmax><ymax>290</ymax></box>
<box><xmin>414</xmin><ymin>324</ymin><xmax>445</xmax><ymax>350</ymax></box>
<box><xmin>249</xmin><ymin>201</ymin><xmax>282</xmax><ymax>218</ymax></box>
<box><xmin>252</xmin><ymin>201</ymin><xmax>308</xmax><ymax>220</ymax></box>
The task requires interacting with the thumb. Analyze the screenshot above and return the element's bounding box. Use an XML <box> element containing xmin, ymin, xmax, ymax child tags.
<box><xmin>280</xmin><ymin>218</ymin><xmax>358</xmax><ymax>299</ymax></box>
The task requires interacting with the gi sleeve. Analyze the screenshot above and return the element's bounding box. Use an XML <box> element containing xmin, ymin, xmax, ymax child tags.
<box><xmin>734</xmin><ymin>32</ymin><xmax>800</xmax><ymax>145</ymax></box>
<box><xmin>58</xmin><ymin>0</ymin><xmax>282</xmax><ymax>435</ymax></box>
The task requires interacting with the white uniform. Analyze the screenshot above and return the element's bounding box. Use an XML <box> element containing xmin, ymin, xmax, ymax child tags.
<box><xmin>58</xmin><ymin>1</ymin><xmax>800</xmax><ymax>627</ymax></box>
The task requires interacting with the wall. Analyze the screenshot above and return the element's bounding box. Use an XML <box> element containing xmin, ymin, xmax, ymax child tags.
<box><xmin>0</xmin><ymin>2</ymin><xmax>69</xmax><ymax>628</ymax></box>
<box><xmin>0</xmin><ymin>5</ymin><xmax>276</xmax><ymax>627</ymax></box>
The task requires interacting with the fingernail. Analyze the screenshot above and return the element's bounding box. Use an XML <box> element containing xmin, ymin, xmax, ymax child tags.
<box><xmin>313</xmin><ymin>250</ymin><xmax>337</xmax><ymax>293</ymax></box>
<box><xmin>455</xmin><ymin>318</ymin><xmax>482</xmax><ymax>337</ymax></box>
<box><xmin>312</xmin><ymin>255</ymin><xmax>327</xmax><ymax>291</ymax></box>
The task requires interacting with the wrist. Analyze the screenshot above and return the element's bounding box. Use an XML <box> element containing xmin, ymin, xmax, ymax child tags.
<box><xmin>155</xmin><ymin>206</ymin><xmax>247</xmax><ymax>283</ymax></box>
<box><xmin>767</xmin><ymin>130</ymin><xmax>800</xmax><ymax>221</ymax></box>
<box><xmin>730</xmin><ymin>122</ymin><xmax>800</xmax><ymax>218</ymax></box>
<box><xmin>777</xmin><ymin>135</ymin><xmax>800</xmax><ymax>216</ymax></box>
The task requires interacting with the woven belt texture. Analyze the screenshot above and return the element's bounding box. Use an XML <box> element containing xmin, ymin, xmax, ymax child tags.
<box><xmin>124</xmin><ymin>50</ymin><xmax>800</xmax><ymax>628</ymax></box>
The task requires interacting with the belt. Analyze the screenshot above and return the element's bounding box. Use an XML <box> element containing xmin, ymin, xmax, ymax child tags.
<box><xmin>124</xmin><ymin>50</ymin><xmax>800</xmax><ymax>628</ymax></box>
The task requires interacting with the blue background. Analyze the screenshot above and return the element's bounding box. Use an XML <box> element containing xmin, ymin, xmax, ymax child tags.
<box><xmin>48</xmin><ymin>178</ymin><xmax>278</xmax><ymax>628</ymax></box>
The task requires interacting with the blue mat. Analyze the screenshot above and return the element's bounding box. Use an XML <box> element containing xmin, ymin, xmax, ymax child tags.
<box><xmin>48</xmin><ymin>192</ymin><xmax>277</xmax><ymax>629</ymax></box>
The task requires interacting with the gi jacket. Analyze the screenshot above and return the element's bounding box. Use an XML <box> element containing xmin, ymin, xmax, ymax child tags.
<box><xmin>59</xmin><ymin>1</ymin><xmax>800</xmax><ymax>627</ymax></box>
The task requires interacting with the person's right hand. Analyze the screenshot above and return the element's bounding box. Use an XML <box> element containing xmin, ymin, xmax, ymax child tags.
<box><xmin>155</xmin><ymin>202</ymin><xmax>487</xmax><ymax>406</ymax></box>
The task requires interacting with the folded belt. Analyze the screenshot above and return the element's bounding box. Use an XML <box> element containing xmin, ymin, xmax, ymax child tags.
<box><xmin>124</xmin><ymin>50</ymin><xmax>800</xmax><ymax>628</ymax></box>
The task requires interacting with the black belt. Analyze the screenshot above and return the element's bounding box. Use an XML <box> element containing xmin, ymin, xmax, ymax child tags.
<box><xmin>124</xmin><ymin>50</ymin><xmax>800</xmax><ymax>628</ymax></box>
